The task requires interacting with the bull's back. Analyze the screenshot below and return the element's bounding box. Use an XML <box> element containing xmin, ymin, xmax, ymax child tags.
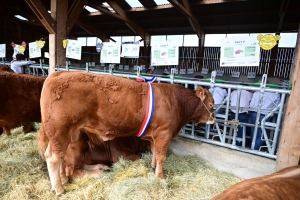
<box><xmin>41</xmin><ymin>71</ymin><xmax>149</xmax><ymax>134</ymax></box>
<box><xmin>0</xmin><ymin>72</ymin><xmax>45</xmax><ymax>122</ymax></box>
<box><xmin>211</xmin><ymin>165</ymin><xmax>300</xmax><ymax>200</ymax></box>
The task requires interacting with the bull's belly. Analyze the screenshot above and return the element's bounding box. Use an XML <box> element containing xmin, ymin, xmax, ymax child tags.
<box><xmin>82</xmin><ymin>126</ymin><xmax>116</xmax><ymax>141</ymax></box>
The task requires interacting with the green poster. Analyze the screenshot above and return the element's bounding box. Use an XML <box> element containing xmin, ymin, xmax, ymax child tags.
<box><xmin>245</xmin><ymin>46</ymin><xmax>256</xmax><ymax>56</ymax></box>
<box><xmin>224</xmin><ymin>47</ymin><xmax>233</xmax><ymax>57</ymax></box>
<box><xmin>102</xmin><ymin>50</ymin><xmax>107</xmax><ymax>57</ymax></box>
<box><xmin>168</xmin><ymin>48</ymin><xmax>175</xmax><ymax>57</ymax></box>
<box><xmin>75</xmin><ymin>47</ymin><xmax>80</xmax><ymax>54</ymax></box>
<box><xmin>113</xmin><ymin>49</ymin><xmax>119</xmax><ymax>57</ymax></box>
<box><xmin>154</xmin><ymin>50</ymin><xmax>160</xmax><ymax>59</ymax></box>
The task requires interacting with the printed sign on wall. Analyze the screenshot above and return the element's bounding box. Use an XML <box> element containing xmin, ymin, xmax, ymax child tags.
<box><xmin>29</xmin><ymin>42</ymin><xmax>41</xmax><ymax>58</ymax></box>
<box><xmin>66</xmin><ymin>39</ymin><xmax>82</xmax><ymax>60</ymax></box>
<box><xmin>121</xmin><ymin>41</ymin><xmax>140</xmax><ymax>58</ymax></box>
<box><xmin>220</xmin><ymin>36</ymin><xmax>260</xmax><ymax>67</ymax></box>
<box><xmin>151</xmin><ymin>42</ymin><xmax>179</xmax><ymax>66</ymax></box>
<box><xmin>100</xmin><ymin>42</ymin><xmax>121</xmax><ymax>64</ymax></box>
<box><xmin>0</xmin><ymin>44</ymin><xmax>5</xmax><ymax>58</ymax></box>
<box><xmin>13</xmin><ymin>44</ymin><xmax>20</xmax><ymax>59</ymax></box>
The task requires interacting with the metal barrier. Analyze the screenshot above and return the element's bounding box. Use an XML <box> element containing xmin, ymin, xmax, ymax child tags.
<box><xmin>28</xmin><ymin>65</ymin><xmax>291</xmax><ymax>159</ymax></box>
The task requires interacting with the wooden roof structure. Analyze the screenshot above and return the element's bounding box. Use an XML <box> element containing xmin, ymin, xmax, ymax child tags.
<box><xmin>1</xmin><ymin>0</ymin><xmax>299</xmax><ymax>41</ymax></box>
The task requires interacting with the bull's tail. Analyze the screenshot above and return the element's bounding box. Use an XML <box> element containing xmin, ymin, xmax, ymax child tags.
<box><xmin>36</xmin><ymin>125</ymin><xmax>49</xmax><ymax>161</ymax></box>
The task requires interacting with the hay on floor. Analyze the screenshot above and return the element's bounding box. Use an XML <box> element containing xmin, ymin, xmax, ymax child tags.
<box><xmin>0</xmin><ymin>125</ymin><xmax>243</xmax><ymax>200</ymax></box>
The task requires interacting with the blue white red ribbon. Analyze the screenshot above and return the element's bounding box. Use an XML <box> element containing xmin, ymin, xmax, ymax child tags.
<box><xmin>136</xmin><ymin>76</ymin><xmax>157</xmax><ymax>83</ymax></box>
<box><xmin>137</xmin><ymin>82</ymin><xmax>154</xmax><ymax>137</ymax></box>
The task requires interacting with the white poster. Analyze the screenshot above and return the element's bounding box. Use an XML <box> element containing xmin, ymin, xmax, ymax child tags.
<box><xmin>151</xmin><ymin>42</ymin><xmax>179</xmax><ymax>66</ymax></box>
<box><xmin>29</xmin><ymin>42</ymin><xmax>41</xmax><ymax>58</ymax></box>
<box><xmin>0</xmin><ymin>44</ymin><xmax>5</xmax><ymax>58</ymax></box>
<box><xmin>66</xmin><ymin>39</ymin><xmax>82</xmax><ymax>60</ymax></box>
<box><xmin>13</xmin><ymin>44</ymin><xmax>20</xmax><ymax>59</ymax></box>
<box><xmin>100</xmin><ymin>42</ymin><xmax>120</xmax><ymax>64</ymax></box>
<box><xmin>121</xmin><ymin>41</ymin><xmax>140</xmax><ymax>58</ymax></box>
<box><xmin>220</xmin><ymin>36</ymin><xmax>260</xmax><ymax>67</ymax></box>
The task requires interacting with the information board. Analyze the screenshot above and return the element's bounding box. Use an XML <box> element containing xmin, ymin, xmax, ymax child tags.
<box><xmin>151</xmin><ymin>42</ymin><xmax>179</xmax><ymax>66</ymax></box>
<box><xmin>29</xmin><ymin>42</ymin><xmax>41</xmax><ymax>58</ymax></box>
<box><xmin>0</xmin><ymin>44</ymin><xmax>5</xmax><ymax>58</ymax></box>
<box><xmin>66</xmin><ymin>39</ymin><xmax>82</xmax><ymax>60</ymax></box>
<box><xmin>100</xmin><ymin>42</ymin><xmax>121</xmax><ymax>64</ymax></box>
<box><xmin>121</xmin><ymin>41</ymin><xmax>140</xmax><ymax>58</ymax></box>
<box><xmin>220</xmin><ymin>37</ymin><xmax>260</xmax><ymax>67</ymax></box>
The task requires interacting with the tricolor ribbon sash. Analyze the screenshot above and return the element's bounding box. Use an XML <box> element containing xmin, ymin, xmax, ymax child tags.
<box><xmin>137</xmin><ymin>82</ymin><xmax>154</xmax><ymax>137</ymax></box>
<box><xmin>136</xmin><ymin>76</ymin><xmax>157</xmax><ymax>83</ymax></box>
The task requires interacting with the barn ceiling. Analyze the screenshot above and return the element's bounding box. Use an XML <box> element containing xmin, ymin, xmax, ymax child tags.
<box><xmin>0</xmin><ymin>0</ymin><xmax>299</xmax><ymax>41</ymax></box>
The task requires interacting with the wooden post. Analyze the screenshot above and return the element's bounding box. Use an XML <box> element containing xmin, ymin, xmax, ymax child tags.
<box><xmin>49</xmin><ymin>34</ymin><xmax>56</xmax><ymax>74</ymax></box>
<box><xmin>198</xmin><ymin>34</ymin><xmax>205</xmax><ymax>71</ymax></box>
<box><xmin>276</xmin><ymin>24</ymin><xmax>300</xmax><ymax>170</ymax></box>
<box><xmin>49</xmin><ymin>0</ymin><xmax>67</xmax><ymax>74</ymax></box>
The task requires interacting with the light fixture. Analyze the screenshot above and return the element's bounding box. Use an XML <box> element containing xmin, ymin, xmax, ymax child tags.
<box><xmin>84</xmin><ymin>5</ymin><xmax>99</xmax><ymax>13</ymax></box>
<box><xmin>14</xmin><ymin>15</ymin><xmax>28</xmax><ymax>21</ymax></box>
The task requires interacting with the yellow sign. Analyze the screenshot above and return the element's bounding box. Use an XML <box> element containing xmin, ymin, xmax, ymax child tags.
<box><xmin>62</xmin><ymin>39</ymin><xmax>68</xmax><ymax>49</ymax></box>
<box><xmin>36</xmin><ymin>40</ymin><xmax>45</xmax><ymax>48</ymax></box>
<box><xmin>257</xmin><ymin>34</ymin><xmax>281</xmax><ymax>50</ymax></box>
<box><xmin>18</xmin><ymin>45</ymin><xmax>25</xmax><ymax>53</ymax></box>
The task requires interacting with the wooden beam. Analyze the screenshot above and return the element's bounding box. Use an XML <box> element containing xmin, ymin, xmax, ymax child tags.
<box><xmin>276</xmin><ymin>23</ymin><xmax>300</xmax><ymax>170</ymax></box>
<box><xmin>86</xmin><ymin>2</ymin><xmax>125</xmax><ymax>21</ymax></box>
<box><xmin>277</xmin><ymin>0</ymin><xmax>290</xmax><ymax>32</ymax></box>
<box><xmin>67</xmin><ymin>0</ymin><xmax>88</xmax><ymax>35</ymax></box>
<box><xmin>167</xmin><ymin>0</ymin><xmax>203</xmax><ymax>38</ymax></box>
<box><xmin>0</xmin><ymin>1</ymin><xmax>10</xmax><ymax>15</ymax></box>
<box><xmin>76</xmin><ymin>19</ymin><xmax>109</xmax><ymax>41</ymax></box>
<box><xmin>106</xmin><ymin>0</ymin><xmax>151</xmax><ymax>41</ymax></box>
<box><xmin>25</xmin><ymin>0</ymin><xmax>56</xmax><ymax>34</ymax></box>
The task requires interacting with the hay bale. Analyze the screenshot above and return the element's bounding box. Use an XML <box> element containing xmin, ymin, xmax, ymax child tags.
<box><xmin>0</xmin><ymin>126</ymin><xmax>243</xmax><ymax>199</ymax></box>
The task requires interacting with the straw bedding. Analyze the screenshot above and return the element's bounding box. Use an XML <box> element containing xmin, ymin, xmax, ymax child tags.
<box><xmin>0</xmin><ymin>125</ymin><xmax>243</xmax><ymax>200</ymax></box>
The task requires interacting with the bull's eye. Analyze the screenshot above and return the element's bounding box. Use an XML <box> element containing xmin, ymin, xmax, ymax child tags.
<box><xmin>209</xmin><ymin>103</ymin><xmax>213</xmax><ymax>108</ymax></box>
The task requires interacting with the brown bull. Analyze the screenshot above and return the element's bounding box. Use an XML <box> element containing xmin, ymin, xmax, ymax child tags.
<box><xmin>37</xmin><ymin>126</ymin><xmax>150</xmax><ymax>180</ymax></box>
<box><xmin>0</xmin><ymin>71</ymin><xmax>46</xmax><ymax>135</ymax></box>
<box><xmin>0</xmin><ymin>64</ymin><xmax>14</xmax><ymax>72</ymax></box>
<box><xmin>40</xmin><ymin>71</ymin><xmax>215</xmax><ymax>195</ymax></box>
<box><xmin>211</xmin><ymin>165</ymin><xmax>300</xmax><ymax>200</ymax></box>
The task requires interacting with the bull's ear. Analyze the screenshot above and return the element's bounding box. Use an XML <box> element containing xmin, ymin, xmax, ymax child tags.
<box><xmin>196</xmin><ymin>86</ymin><xmax>206</xmax><ymax>101</ymax></box>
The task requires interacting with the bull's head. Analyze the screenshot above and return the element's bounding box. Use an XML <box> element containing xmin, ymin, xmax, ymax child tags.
<box><xmin>196</xmin><ymin>86</ymin><xmax>215</xmax><ymax>124</ymax></box>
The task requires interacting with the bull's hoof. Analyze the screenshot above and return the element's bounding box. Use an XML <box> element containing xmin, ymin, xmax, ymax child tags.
<box><xmin>101</xmin><ymin>166</ymin><xmax>111</xmax><ymax>171</ymax></box>
<box><xmin>62</xmin><ymin>180</ymin><xmax>69</xmax><ymax>186</ymax></box>
<box><xmin>56</xmin><ymin>191</ymin><xmax>66</xmax><ymax>196</ymax></box>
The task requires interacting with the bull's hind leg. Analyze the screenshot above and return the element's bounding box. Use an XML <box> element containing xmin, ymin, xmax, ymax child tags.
<box><xmin>84</xmin><ymin>164</ymin><xmax>110</xmax><ymax>171</ymax></box>
<box><xmin>69</xmin><ymin>169</ymin><xmax>104</xmax><ymax>180</ymax></box>
<box><xmin>44</xmin><ymin>143</ymin><xmax>65</xmax><ymax>196</ymax></box>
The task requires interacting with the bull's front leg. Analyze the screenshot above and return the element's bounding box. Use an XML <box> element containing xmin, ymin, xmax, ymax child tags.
<box><xmin>60</xmin><ymin>160</ymin><xmax>69</xmax><ymax>186</ymax></box>
<box><xmin>153</xmin><ymin>135</ymin><xmax>172</xmax><ymax>178</ymax></box>
<box><xmin>45</xmin><ymin>143</ymin><xmax>65</xmax><ymax>196</ymax></box>
<box><xmin>150</xmin><ymin>141</ymin><xmax>156</xmax><ymax>169</ymax></box>
<box><xmin>3</xmin><ymin>126</ymin><xmax>11</xmax><ymax>136</ymax></box>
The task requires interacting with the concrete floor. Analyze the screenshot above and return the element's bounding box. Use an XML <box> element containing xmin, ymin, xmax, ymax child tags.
<box><xmin>169</xmin><ymin>137</ymin><xmax>277</xmax><ymax>180</ymax></box>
